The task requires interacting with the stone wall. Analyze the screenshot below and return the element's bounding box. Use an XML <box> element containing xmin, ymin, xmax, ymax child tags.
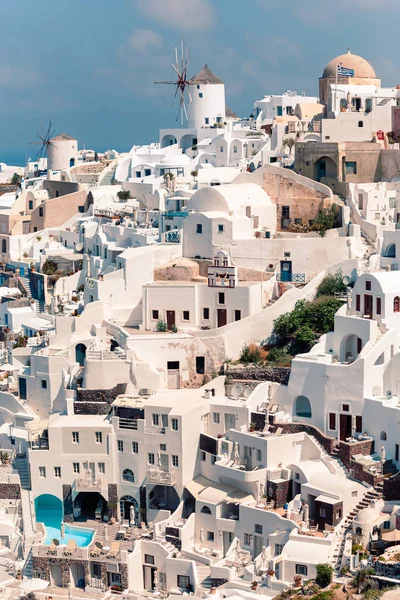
<box><xmin>374</xmin><ymin>560</ymin><xmax>400</xmax><ymax>579</ymax></box>
<box><xmin>108</xmin><ymin>483</ymin><xmax>118</xmax><ymax>518</ymax></box>
<box><xmin>383</xmin><ymin>471</ymin><xmax>400</xmax><ymax>501</ymax></box>
<box><xmin>338</xmin><ymin>439</ymin><xmax>375</xmax><ymax>469</ymax></box>
<box><xmin>63</xmin><ymin>484</ymin><xmax>73</xmax><ymax>522</ymax></box>
<box><xmin>0</xmin><ymin>483</ymin><xmax>20</xmax><ymax>499</ymax></box>
<box><xmin>75</xmin><ymin>383</ymin><xmax>127</xmax><ymax>415</ymax></box>
<box><xmin>267</xmin><ymin>479</ymin><xmax>291</xmax><ymax>509</ymax></box>
<box><xmin>225</xmin><ymin>365</ymin><xmax>291</xmax><ymax>385</ymax></box>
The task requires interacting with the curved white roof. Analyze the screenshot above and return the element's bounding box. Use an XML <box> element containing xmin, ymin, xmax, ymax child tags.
<box><xmin>186</xmin><ymin>183</ymin><xmax>272</xmax><ymax>215</ymax></box>
<box><xmin>158</xmin><ymin>154</ymin><xmax>191</xmax><ymax>167</ymax></box>
<box><xmin>358</xmin><ymin>271</ymin><xmax>400</xmax><ymax>294</ymax></box>
<box><xmin>354</xmin><ymin>504</ymin><xmax>381</xmax><ymax>524</ymax></box>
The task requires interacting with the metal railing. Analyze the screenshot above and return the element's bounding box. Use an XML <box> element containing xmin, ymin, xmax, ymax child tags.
<box><xmin>276</xmin><ymin>273</ymin><xmax>306</xmax><ymax>283</ymax></box>
<box><xmin>119</xmin><ymin>418</ymin><xmax>138</xmax><ymax>430</ymax></box>
<box><xmin>147</xmin><ymin>469</ymin><xmax>176</xmax><ymax>486</ymax></box>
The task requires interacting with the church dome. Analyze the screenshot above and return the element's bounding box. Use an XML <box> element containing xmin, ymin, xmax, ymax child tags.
<box><xmin>322</xmin><ymin>50</ymin><xmax>376</xmax><ymax>79</ymax></box>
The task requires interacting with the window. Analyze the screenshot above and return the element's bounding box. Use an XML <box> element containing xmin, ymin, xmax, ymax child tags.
<box><xmin>376</xmin><ymin>297</ymin><xmax>382</xmax><ymax>315</ymax></box>
<box><xmin>95</xmin><ymin>432</ymin><xmax>102</xmax><ymax>444</ymax></box>
<box><xmin>196</xmin><ymin>224</ymin><xmax>203</xmax><ymax>234</ymax></box>
<box><xmin>365</xmin><ymin>280</ymin><xmax>371</xmax><ymax>291</ymax></box>
<box><xmin>148</xmin><ymin>453</ymin><xmax>155</xmax><ymax>465</ymax></box>
<box><xmin>352</xmin><ymin>491</ymin><xmax>358</xmax><ymax>497</ymax></box>
<box><xmin>275</xmin><ymin>544</ymin><xmax>283</xmax><ymax>555</ymax></box>
<box><xmin>145</xmin><ymin>554</ymin><xmax>155</xmax><ymax>565</ymax></box>
<box><xmin>29</xmin><ymin>200</ymin><xmax>33</xmax><ymax>210</ymax></box>
<box><xmin>358</xmin><ymin>121</ymin><xmax>363</xmax><ymax>128</ymax></box>
<box><xmin>234</xmin><ymin>310</ymin><xmax>241</xmax><ymax>321</ymax></box>
<box><xmin>380</xmin><ymin>431</ymin><xmax>387</xmax><ymax>441</ymax></box>
<box><xmin>160</xmin><ymin>443</ymin><xmax>166</xmax><ymax>451</ymax></box>
<box><xmin>282</xmin><ymin>206</ymin><xmax>290</xmax><ymax>218</ymax></box>
<box><xmin>345</xmin><ymin>161</ymin><xmax>357</xmax><ymax>175</ymax></box>
<box><xmin>98</xmin><ymin>462</ymin><xmax>105</xmax><ymax>474</ymax></box>
<box><xmin>220</xmin><ymin>146</ymin><xmax>224</xmax><ymax>153</ymax></box>
<box><xmin>73</xmin><ymin>462</ymin><xmax>80</xmax><ymax>474</ymax></box>
<box><xmin>218</xmin><ymin>292</ymin><xmax>225</xmax><ymax>305</ymax></box>
<box><xmin>152</xmin><ymin>414</ymin><xmax>160</xmax><ymax>426</ymax></box>
<box><xmin>203</xmin><ymin>308</ymin><xmax>210</xmax><ymax>320</ymax></box>
<box><xmin>54</xmin><ymin>467</ymin><xmax>61</xmax><ymax>478</ymax></box>
<box><xmin>233</xmin><ymin>146</ymin><xmax>238</xmax><ymax>153</ymax></box>
<box><xmin>117</xmin><ymin>440</ymin><xmax>124</xmax><ymax>452</ymax></box>
<box><xmin>295</xmin><ymin>565</ymin><xmax>308</xmax><ymax>576</ymax></box>
<box><xmin>152</xmin><ymin>310</ymin><xmax>159</xmax><ymax>320</ymax></box>
<box><xmin>136</xmin><ymin>171</ymin><xmax>141</xmax><ymax>178</ymax></box>
<box><xmin>178</xmin><ymin>575</ymin><xmax>191</xmax><ymax>589</ymax></box>
<box><xmin>172</xmin><ymin>455</ymin><xmax>179</xmax><ymax>467</ymax></box>
<box><xmin>132</xmin><ymin>441</ymin><xmax>139</xmax><ymax>453</ymax></box>
<box><xmin>213</xmin><ymin>412</ymin><xmax>220</xmax><ymax>424</ymax></box>
<box><xmin>171</xmin><ymin>418</ymin><xmax>179</xmax><ymax>431</ymax></box>
<box><xmin>356</xmin><ymin>294</ymin><xmax>361</xmax><ymax>311</ymax></box>
<box><xmin>294</xmin><ymin>395</ymin><xmax>312</xmax><ymax>418</ymax></box>
<box><xmin>207</xmin><ymin>531</ymin><xmax>214</xmax><ymax>541</ymax></box>
<box><xmin>122</xmin><ymin>469</ymin><xmax>134</xmax><ymax>482</ymax></box>
<box><xmin>244</xmin><ymin>533</ymin><xmax>252</xmax><ymax>546</ymax></box>
<box><xmin>356</xmin><ymin>415</ymin><xmax>362</xmax><ymax>433</ymax></box>
<box><xmin>145</xmin><ymin>169</ymin><xmax>151</xmax><ymax>176</ymax></box>
<box><xmin>41</xmin><ymin>380</ymin><xmax>47</xmax><ymax>389</ymax></box>
<box><xmin>383</xmin><ymin>521</ymin><xmax>391</xmax><ymax>530</ymax></box>
<box><xmin>255</xmin><ymin>524</ymin><xmax>262</xmax><ymax>534</ymax></box>
<box><xmin>342</xmin><ymin>404</ymin><xmax>350</xmax><ymax>412</ymax></box>
<box><xmin>320</xmin><ymin>507</ymin><xmax>326</xmax><ymax>518</ymax></box>
<box><xmin>162</xmin><ymin>414</ymin><xmax>168</xmax><ymax>427</ymax></box>
<box><xmin>199</xmin><ymin>93</ymin><xmax>203</xmax><ymax>98</ymax></box>
<box><xmin>295</xmin><ymin>472</ymin><xmax>300</xmax><ymax>480</ymax></box>
<box><xmin>39</xmin><ymin>466</ymin><xmax>46</xmax><ymax>478</ymax></box>
<box><xmin>196</xmin><ymin>356</ymin><xmax>205</xmax><ymax>374</ymax></box>
<box><xmin>396</xmin><ymin>444</ymin><xmax>399</xmax><ymax>462</ymax></box>
<box><xmin>218</xmin><ymin>224</ymin><xmax>224</xmax><ymax>233</ymax></box>
<box><xmin>200</xmin><ymin>451</ymin><xmax>206</xmax><ymax>461</ymax></box>
<box><xmin>201</xmin><ymin>505</ymin><xmax>212</xmax><ymax>514</ymax></box>
<box><xmin>39</xmin><ymin>207</ymin><xmax>44</xmax><ymax>217</ymax></box>
<box><xmin>329</xmin><ymin>413</ymin><xmax>336</xmax><ymax>430</ymax></box>
<box><xmin>72</xmin><ymin>432</ymin><xmax>79</xmax><ymax>444</ymax></box>
<box><xmin>183</xmin><ymin>310</ymin><xmax>190</xmax><ymax>321</ymax></box>
<box><xmin>394</xmin><ymin>297</ymin><xmax>400</xmax><ymax>313</ymax></box>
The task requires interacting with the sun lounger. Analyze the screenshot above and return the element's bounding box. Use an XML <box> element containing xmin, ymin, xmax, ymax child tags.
<box><xmin>106</xmin><ymin>541</ymin><xmax>120</xmax><ymax>558</ymax></box>
<box><xmin>64</xmin><ymin>539</ymin><xmax>77</xmax><ymax>556</ymax></box>
<box><xmin>90</xmin><ymin>541</ymin><xmax>103</xmax><ymax>557</ymax></box>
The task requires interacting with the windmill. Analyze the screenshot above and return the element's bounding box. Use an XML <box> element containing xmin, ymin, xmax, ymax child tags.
<box><xmin>155</xmin><ymin>41</ymin><xmax>193</xmax><ymax>125</ymax></box>
<box><xmin>29</xmin><ymin>120</ymin><xmax>56</xmax><ymax>173</ymax></box>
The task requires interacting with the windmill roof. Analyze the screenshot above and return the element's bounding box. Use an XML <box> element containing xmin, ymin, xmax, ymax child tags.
<box><xmin>190</xmin><ymin>65</ymin><xmax>224</xmax><ymax>85</ymax></box>
<box><xmin>51</xmin><ymin>133</ymin><xmax>76</xmax><ymax>141</ymax></box>
<box><xmin>226</xmin><ymin>106</ymin><xmax>238</xmax><ymax>119</ymax></box>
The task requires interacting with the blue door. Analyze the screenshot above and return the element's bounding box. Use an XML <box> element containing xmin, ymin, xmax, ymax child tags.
<box><xmin>280</xmin><ymin>261</ymin><xmax>292</xmax><ymax>282</ymax></box>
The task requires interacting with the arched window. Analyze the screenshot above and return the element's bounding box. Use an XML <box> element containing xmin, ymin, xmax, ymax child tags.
<box><xmin>384</xmin><ymin>243</ymin><xmax>396</xmax><ymax>258</ymax></box>
<box><xmin>394</xmin><ymin>297</ymin><xmax>400</xmax><ymax>313</ymax></box>
<box><xmin>294</xmin><ymin>395</ymin><xmax>312</xmax><ymax>418</ymax></box>
<box><xmin>122</xmin><ymin>469</ymin><xmax>134</xmax><ymax>483</ymax></box>
<box><xmin>380</xmin><ymin>431</ymin><xmax>387</xmax><ymax>441</ymax></box>
<box><xmin>1</xmin><ymin>240</ymin><xmax>6</xmax><ymax>254</ymax></box>
<box><xmin>201</xmin><ymin>506</ymin><xmax>211</xmax><ymax>515</ymax></box>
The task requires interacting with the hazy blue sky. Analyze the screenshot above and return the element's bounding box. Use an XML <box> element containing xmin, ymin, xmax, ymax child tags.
<box><xmin>1</xmin><ymin>0</ymin><xmax>400</xmax><ymax>163</ymax></box>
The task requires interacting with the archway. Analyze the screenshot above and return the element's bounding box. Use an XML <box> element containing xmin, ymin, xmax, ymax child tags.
<box><xmin>314</xmin><ymin>156</ymin><xmax>337</xmax><ymax>182</ymax></box>
<box><xmin>294</xmin><ymin>395</ymin><xmax>312</xmax><ymax>418</ymax></box>
<box><xmin>35</xmin><ymin>494</ymin><xmax>63</xmax><ymax>527</ymax></box>
<box><xmin>180</xmin><ymin>134</ymin><xmax>197</xmax><ymax>151</ymax></box>
<box><xmin>340</xmin><ymin>334</ymin><xmax>362</xmax><ymax>362</ymax></box>
<box><xmin>75</xmin><ymin>343</ymin><xmax>87</xmax><ymax>367</ymax></box>
<box><xmin>161</xmin><ymin>135</ymin><xmax>177</xmax><ymax>148</ymax></box>
<box><xmin>122</xmin><ymin>469</ymin><xmax>135</xmax><ymax>483</ymax></box>
<box><xmin>383</xmin><ymin>243</ymin><xmax>396</xmax><ymax>258</ymax></box>
<box><xmin>120</xmin><ymin>495</ymin><xmax>139</xmax><ymax>523</ymax></box>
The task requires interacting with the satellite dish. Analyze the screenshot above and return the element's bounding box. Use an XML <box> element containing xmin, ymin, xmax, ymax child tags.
<box><xmin>243</xmin><ymin>387</ymin><xmax>252</xmax><ymax>398</ymax></box>
<box><xmin>231</xmin><ymin>383</ymin><xmax>242</xmax><ymax>398</ymax></box>
<box><xmin>342</xmin><ymin>275</ymin><xmax>350</xmax><ymax>286</ymax></box>
<box><xmin>75</xmin><ymin>242</ymin><xmax>83</xmax><ymax>253</ymax></box>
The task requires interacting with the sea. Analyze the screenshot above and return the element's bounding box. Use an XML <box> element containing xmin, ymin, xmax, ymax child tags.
<box><xmin>0</xmin><ymin>150</ymin><xmax>27</xmax><ymax>167</ymax></box>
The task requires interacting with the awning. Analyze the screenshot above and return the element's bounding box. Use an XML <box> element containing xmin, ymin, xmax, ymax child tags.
<box><xmin>185</xmin><ymin>476</ymin><xmax>255</xmax><ymax>505</ymax></box>
<box><xmin>315</xmin><ymin>495</ymin><xmax>338</xmax><ymax>505</ymax></box>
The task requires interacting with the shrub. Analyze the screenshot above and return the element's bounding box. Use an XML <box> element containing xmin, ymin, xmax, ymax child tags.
<box><xmin>240</xmin><ymin>343</ymin><xmax>268</xmax><ymax>364</ymax></box>
<box><xmin>156</xmin><ymin>319</ymin><xmax>167</xmax><ymax>332</ymax></box>
<box><xmin>311</xmin><ymin>204</ymin><xmax>339</xmax><ymax>236</ymax></box>
<box><xmin>316</xmin><ymin>269</ymin><xmax>347</xmax><ymax>298</ymax></box>
<box><xmin>42</xmin><ymin>259</ymin><xmax>58</xmax><ymax>275</ymax></box>
<box><xmin>310</xmin><ymin>592</ymin><xmax>334</xmax><ymax>600</ymax></box>
<box><xmin>315</xmin><ymin>563</ymin><xmax>333</xmax><ymax>588</ymax></box>
<box><xmin>117</xmin><ymin>190</ymin><xmax>131</xmax><ymax>201</ymax></box>
<box><xmin>11</xmin><ymin>173</ymin><xmax>22</xmax><ymax>185</ymax></box>
<box><xmin>266</xmin><ymin>346</ymin><xmax>292</xmax><ymax>366</ymax></box>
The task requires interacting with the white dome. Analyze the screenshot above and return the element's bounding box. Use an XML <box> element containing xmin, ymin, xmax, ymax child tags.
<box><xmin>354</xmin><ymin>505</ymin><xmax>379</xmax><ymax>524</ymax></box>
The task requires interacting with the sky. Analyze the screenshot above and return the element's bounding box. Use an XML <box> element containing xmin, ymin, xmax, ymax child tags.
<box><xmin>1</xmin><ymin>0</ymin><xmax>400</xmax><ymax>164</ymax></box>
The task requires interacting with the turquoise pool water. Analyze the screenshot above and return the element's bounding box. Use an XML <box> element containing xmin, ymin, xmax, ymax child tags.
<box><xmin>35</xmin><ymin>496</ymin><xmax>94</xmax><ymax>547</ymax></box>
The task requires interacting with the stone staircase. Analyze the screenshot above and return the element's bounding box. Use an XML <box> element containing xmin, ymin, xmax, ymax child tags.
<box><xmin>19</xmin><ymin>275</ymin><xmax>45</xmax><ymax>313</ymax></box>
<box><xmin>331</xmin><ymin>487</ymin><xmax>382</xmax><ymax>573</ymax></box>
<box><xmin>20</xmin><ymin>489</ymin><xmax>36</xmax><ymax>578</ymax></box>
<box><xmin>15</xmin><ymin>454</ymin><xmax>31</xmax><ymax>489</ymax></box>
<box><xmin>161</xmin><ymin>540</ymin><xmax>181</xmax><ymax>557</ymax></box>
<box><xmin>195</xmin><ymin>562</ymin><xmax>212</xmax><ymax>593</ymax></box>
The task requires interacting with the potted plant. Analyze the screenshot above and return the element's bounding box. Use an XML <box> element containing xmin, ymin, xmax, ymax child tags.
<box><xmin>251</xmin><ymin>581</ymin><xmax>258</xmax><ymax>591</ymax></box>
<box><xmin>15</xmin><ymin>569</ymin><xmax>22</xmax><ymax>580</ymax></box>
<box><xmin>249</xmin><ymin>422</ymin><xmax>256</xmax><ymax>432</ymax></box>
<box><xmin>107</xmin><ymin>501</ymin><xmax>118</xmax><ymax>524</ymax></box>
<box><xmin>111</xmin><ymin>584</ymin><xmax>123</xmax><ymax>594</ymax></box>
<box><xmin>267</xmin><ymin>569</ymin><xmax>275</xmax><ymax>578</ymax></box>
<box><xmin>293</xmin><ymin>574</ymin><xmax>302</xmax><ymax>587</ymax></box>
<box><xmin>0</xmin><ymin>451</ymin><xmax>9</xmax><ymax>466</ymax></box>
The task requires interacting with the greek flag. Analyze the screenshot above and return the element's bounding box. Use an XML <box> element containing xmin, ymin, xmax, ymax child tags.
<box><xmin>337</xmin><ymin>65</ymin><xmax>354</xmax><ymax>77</ymax></box>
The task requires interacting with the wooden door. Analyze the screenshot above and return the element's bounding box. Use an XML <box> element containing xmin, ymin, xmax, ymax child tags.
<box><xmin>280</xmin><ymin>261</ymin><xmax>292</xmax><ymax>282</ymax></box>
<box><xmin>340</xmin><ymin>414</ymin><xmax>352</xmax><ymax>441</ymax></box>
<box><xmin>217</xmin><ymin>308</ymin><xmax>227</xmax><ymax>327</ymax></box>
<box><xmin>364</xmin><ymin>295</ymin><xmax>373</xmax><ymax>318</ymax></box>
<box><xmin>166</xmin><ymin>310</ymin><xmax>175</xmax><ymax>329</ymax></box>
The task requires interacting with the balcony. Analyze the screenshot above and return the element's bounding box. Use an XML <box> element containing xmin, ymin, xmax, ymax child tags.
<box><xmin>74</xmin><ymin>476</ymin><xmax>103</xmax><ymax>492</ymax></box>
<box><xmin>146</xmin><ymin>468</ymin><xmax>176</xmax><ymax>486</ymax></box>
<box><xmin>276</xmin><ymin>273</ymin><xmax>305</xmax><ymax>283</ymax></box>
<box><xmin>118</xmin><ymin>418</ymin><xmax>138</xmax><ymax>430</ymax></box>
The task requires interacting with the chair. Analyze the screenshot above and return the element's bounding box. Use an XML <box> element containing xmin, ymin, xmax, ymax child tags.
<box><xmin>90</xmin><ymin>541</ymin><xmax>103</xmax><ymax>557</ymax></box>
<box><xmin>273</xmin><ymin>427</ymin><xmax>283</xmax><ymax>437</ymax></box>
<box><xmin>64</xmin><ymin>539</ymin><xmax>77</xmax><ymax>556</ymax></box>
<box><xmin>309</xmin><ymin>525</ymin><xmax>319</xmax><ymax>534</ymax></box>
<box><xmin>106</xmin><ymin>541</ymin><xmax>120</xmax><ymax>558</ymax></box>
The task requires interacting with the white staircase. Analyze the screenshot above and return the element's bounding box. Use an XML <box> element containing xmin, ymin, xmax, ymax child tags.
<box><xmin>20</xmin><ymin>489</ymin><xmax>36</xmax><ymax>578</ymax></box>
<box><xmin>162</xmin><ymin>540</ymin><xmax>181</xmax><ymax>557</ymax></box>
<box><xmin>15</xmin><ymin>454</ymin><xmax>31</xmax><ymax>489</ymax></box>
<box><xmin>309</xmin><ymin>436</ymin><xmax>349</xmax><ymax>478</ymax></box>
<box><xmin>195</xmin><ymin>562</ymin><xmax>212</xmax><ymax>593</ymax></box>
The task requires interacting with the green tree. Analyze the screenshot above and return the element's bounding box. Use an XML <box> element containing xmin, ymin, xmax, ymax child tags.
<box><xmin>284</xmin><ymin>137</ymin><xmax>296</xmax><ymax>154</ymax></box>
<box><xmin>315</xmin><ymin>563</ymin><xmax>333</xmax><ymax>588</ymax></box>
<box><xmin>116</xmin><ymin>190</ymin><xmax>131</xmax><ymax>202</ymax></box>
<box><xmin>311</xmin><ymin>204</ymin><xmax>339</xmax><ymax>236</ymax></box>
<box><xmin>316</xmin><ymin>269</ymin><xmax>347</xmax><ymax>297</ymax></box>
<box><xmin>11</xmin><ymin>173</ymin><xmax>22</xmax><ymax>185</ymax></box>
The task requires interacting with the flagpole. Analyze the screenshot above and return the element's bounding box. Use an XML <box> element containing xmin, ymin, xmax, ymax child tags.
<box><xmin>335</xmin><ymin>63</ymin><xmax>338</xmax><ymax>113</ymax></box>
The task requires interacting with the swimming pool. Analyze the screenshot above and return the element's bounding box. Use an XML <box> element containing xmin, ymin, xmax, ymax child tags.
<box><xmin>35</xmin><ymin>495</ymin><xmax>94</xmax><ymax>547</ymax></box>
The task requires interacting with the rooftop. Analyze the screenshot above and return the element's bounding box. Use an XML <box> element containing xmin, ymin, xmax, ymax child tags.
<box><xmin>190</xmin><ymin>64</ymin><xmax>224</xmax><ymax>85</ymax></box>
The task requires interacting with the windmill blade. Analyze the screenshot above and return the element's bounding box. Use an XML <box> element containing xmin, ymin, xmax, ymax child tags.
<box><xmin>154</xmin><ymin>80</ymin><xmax>179</xmax><ymax>85</ymax></box>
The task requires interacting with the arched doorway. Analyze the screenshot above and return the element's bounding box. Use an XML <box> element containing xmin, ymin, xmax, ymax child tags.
<box><xmin>120</xmin><ymin>496</ymin><xmax>139</xmax><ymax>523</ymax></box>
<box><xmin>35</xmin><ymin>494</ymin><xmax>63</xmax><ymax>528</ymax></box>
<box><xmin>180</xmin><ymin>134</ymin><xmax>197</xmax><ymax>151</ymax></box>
<box><xmin>314</xmin><ymin>156</ymin><xmax>337</xmax><ymax>182</ymax></box>
<box><xmin>294</xmin><ymin>395</ymin><xmax>312</xmax><ymax>418</ymax></box>
<box><xmin>75</xmin><ymin>343</ymin><xmax>86</xmax><ymax>367</ymax></box>
<box><xmin>340</xmin><ymin>334</ymin><xmax>362</xmax><ymax>362</ymax></box>
<box><xmin>161</xmin><ymin>135</ymin><xmax>177</xmax><ymax>148</ymax></box>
